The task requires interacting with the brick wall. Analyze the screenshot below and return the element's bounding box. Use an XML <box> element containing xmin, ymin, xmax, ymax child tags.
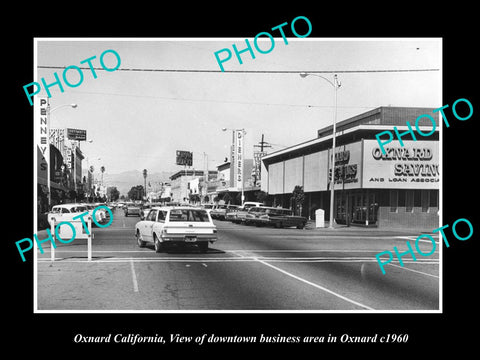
<box><xmin>378</xmin><ymin>205</ymin><xmax>439</xmax><ymax>230</ymax></box>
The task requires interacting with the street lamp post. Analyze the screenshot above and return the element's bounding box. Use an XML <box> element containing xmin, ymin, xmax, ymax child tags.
<box><xmin>300</xmin><ymin>73</ymin><xmax>341</xmax><ymax>229</ymax></box>
<box><xmin>222</xmin><ymin>127</ymin><xmax>246</xmax><ymax>206</ymax></box>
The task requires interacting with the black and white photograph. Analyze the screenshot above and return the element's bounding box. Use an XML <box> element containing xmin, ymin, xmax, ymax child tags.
<box><xmin>7</xmin><ymin>7</ymin><xmax>478</xmax><ymax>354</ymax></box>
<box><xmin>31</xmin><ymin>37</ymin><xmax>443</xmax><ymax>312</ymax></box>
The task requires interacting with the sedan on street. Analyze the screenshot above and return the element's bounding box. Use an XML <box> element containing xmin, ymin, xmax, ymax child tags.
<box><xmin>124</xmin><ymin>203</ymin><xmax>141</xmax><ymax>216</ymax></box>
<box><xmin>256</xmin><ymin>207</ymin><xmax>308</xmax><ymax>229</ymax></box>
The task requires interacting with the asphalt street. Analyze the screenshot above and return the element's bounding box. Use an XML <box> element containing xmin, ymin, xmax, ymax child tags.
<box><xmin>36</xmin><ymin>210</ymin><xmax>440</xmax><ymax>311</ymax></box>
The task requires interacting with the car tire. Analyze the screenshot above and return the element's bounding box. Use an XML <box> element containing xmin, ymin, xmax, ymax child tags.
<box><xmin>136</xmin><ymin>230</ymin><xmax>146</xmax><ymax>247</ymax></box>
<box><xmin>275</xmin><ymin>222</ymin><xmax>283</xmax><ymax>228</ymax></box>
<box><xmin>154</xmin><ymin>235</ymin><xmax>163</xmax><ymax>253</ymax></box>
<box><xmin>296</xmin><ymin>224</ymin><xmax>305</xmax><ymax>229</ymax></box>
<box><xmin>198</xmin><ymin>242</ymin><xmax>208</xmax><ymax>253</ymax></box>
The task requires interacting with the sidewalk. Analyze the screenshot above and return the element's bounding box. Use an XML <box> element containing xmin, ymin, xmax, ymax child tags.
<box><xmin>303</xmin><ymin>220</ymin><xmax>433</xmax><ymax>235</ymax></box>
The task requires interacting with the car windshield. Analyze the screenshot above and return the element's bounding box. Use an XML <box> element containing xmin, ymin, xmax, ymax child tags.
<box><xmin>169</xmin><ymin>209</ymin><xmax>210</xmax><ymax>222</ymax></box>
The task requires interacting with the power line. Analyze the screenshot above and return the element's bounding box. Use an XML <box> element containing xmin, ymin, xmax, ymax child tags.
<box><xmin>48</xmin><ymin>88</ymin><xmax>379</xmax><ymax>110</ymax></box>
<box><xmin>38</xmin><ymin>66</ymin><xmax>439</xmax><ymax>74</ymax></box>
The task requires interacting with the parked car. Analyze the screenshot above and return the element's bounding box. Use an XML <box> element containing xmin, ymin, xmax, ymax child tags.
<box><xmin>124</xmin><ymin>203</ymin><xmax>141</xmax><ymax>216</ymax></box>
<box><xmin>210</xmin><ymin>205</ymin><xmax>235</xmax><ymax>220</ymax></box>
<box><xmin>244</xmin><ymin>206</ymin><xmax>278</xmax><ymax>225</ymax></box>
<box><xmin>82</xmin><ymin>203</ymin><xmax>107</xmax><ymax>225</ymax></box>
<box><xmin>47</xmin><ymin>203</ymin><xmax>89</xmax><ymax>227</ymax></box>
<box><xmin>135</xmin><ymin>206</ymin><xmax>217</xmax><ymax>252</ymax></box>
<box><xmin>257</xmin><ymin>207</ymin><xmax>308</xmax><ymax>229</ymax></box>
<box><xmin>226</xmin><ymin>202</ymin><xmax>264</xmax><ymax>223</ymax></box>
<box><xmin>225</xmin><ymin>207</ymin><xmax>240</xmax><ymax>222</ymax></box>
<box><xmin>243</xmin><ymin>201</ymin><xmax>264</xmax><ymax>209</ymax></box>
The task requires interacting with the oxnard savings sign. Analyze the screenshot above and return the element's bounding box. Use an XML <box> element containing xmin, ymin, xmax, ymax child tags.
<box><xmin>363</xmin><ymin>139</ymin><xmax>439</xmax><ymax>189</ymax></box>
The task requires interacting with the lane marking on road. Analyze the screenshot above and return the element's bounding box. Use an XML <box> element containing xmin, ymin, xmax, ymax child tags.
<box><xmin>256</xmin><ymin>258</ymin><xmax>374</xmax><ymax>310</ymax></box>
<box><xmin>225</xmin><ymin>249</ymin><xmax>437</xmax><ymax>254</ymax></box>
<box><xmin>37</xmin><ymin>248</ymin><xmax>439</xmax><ymax>264</ymax></box>
<box><xmin>130</xmin><ymin>259</ymin><xmax>139</xmax><ymax>292</ymax></box>
<box><xmin>259</xmin><ymin>234</ymin><xmax>440</xmax><ymax>241</ymax></box>
<box><xmin>388</xmin><ymin>263</ymin><xmax>439</xmax><ymax>278</ymax></box>
<box><xmin>36</xmin><ymin>249</ymin><xmax>438</xmax><ymax>265</ymax></box>
<box><xmin>37</xmin><ymin>249</ymin><xmax>398</xmax><ymax>253</ymax></box>
<box><xmin>37</xmin><ymin>258</ymin><xmax>438</xmax><ymax>265</ymax></box>
<box><xmin>230</xmin><ymin>250</ymin><xmax>374</xmax><ymax>310</ymax></box>
<box><xmin>394</xmin><ymin>236</ymin><xmax>440</xmax><ymax>244</ymax></box>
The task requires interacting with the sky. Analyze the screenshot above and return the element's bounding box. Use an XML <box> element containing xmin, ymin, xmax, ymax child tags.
<box><xmin>35</xmin><ymin>38</ymin><xmax>442</xmax><ymax>177</ymax></box>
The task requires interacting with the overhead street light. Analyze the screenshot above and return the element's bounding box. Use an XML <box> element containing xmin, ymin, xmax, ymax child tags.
<box><xmin>300</xmin><ymin>72</ymin><xmax>341</xmax><ymax>229</ymax></box>
<box><xmin>50</xmin><ymin>103</ymin><xmax>78</xmax><ymax>113</ymax></box>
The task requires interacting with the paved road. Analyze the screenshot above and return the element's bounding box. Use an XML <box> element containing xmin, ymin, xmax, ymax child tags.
<box><xmin>36</xmin><ymin>210</ymin><xmax>439</xmax><ymax>311</ymax></box>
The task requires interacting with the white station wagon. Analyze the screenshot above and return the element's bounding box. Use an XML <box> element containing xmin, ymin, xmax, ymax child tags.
<box><xmin>135</xmin><ymin>206</ymin><xmax>217</xmax><ymax>252</ymax></box>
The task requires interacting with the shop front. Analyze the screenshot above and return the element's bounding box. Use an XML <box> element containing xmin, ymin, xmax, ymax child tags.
<box><xmin>262</xmin><ymin>132</ymin><xmax>439</xmax><ymax>229</ymax></box>
<box><xmin>335</xmin><ymin>190</ymin><xmax>379</xmax><ymax>226</ymax></box>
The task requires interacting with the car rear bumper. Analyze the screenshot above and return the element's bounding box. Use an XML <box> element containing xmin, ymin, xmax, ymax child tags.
<box><xmin>160</xmin><ymin>234</ymin><xmax>217</xmax><ymax>243</ymax></box>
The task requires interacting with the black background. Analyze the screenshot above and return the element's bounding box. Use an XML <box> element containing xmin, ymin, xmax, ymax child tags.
<box><xmin>6</xmin><ymin>3</ymin><xmax>477</xmax><ymax>355</ymax></box>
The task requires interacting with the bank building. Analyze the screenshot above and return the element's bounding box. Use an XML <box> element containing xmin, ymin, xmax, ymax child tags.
<box><xmin>261</xmin><ymin>106</ymin><xmax>440</xmax><ymax>229</ymax></box>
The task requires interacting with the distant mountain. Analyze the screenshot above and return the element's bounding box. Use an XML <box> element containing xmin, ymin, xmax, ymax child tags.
<box><xmin>101</xmin><ymin>170</ymin><xmax>174</xmax><ymax>196</ymax></box>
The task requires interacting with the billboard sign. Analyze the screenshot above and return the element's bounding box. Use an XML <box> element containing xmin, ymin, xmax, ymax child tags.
<box><xmin>176</xmin><ymin>150</ymin><xmax>193</xmax><ymax>166</ymax></box>
<box><xmin>328</xmin><ymin>141</ymin><xmax>362</xmax><ymax>190</ymax></box>
<box><xmin>66</xmin><ymin>128</ymin><xmax>87</xmax><ymax>141</ymax></box>
<box><xmin>362</xmin><ymin>139</ymin><xmax>439</xmax><ymax>189</ymax></box>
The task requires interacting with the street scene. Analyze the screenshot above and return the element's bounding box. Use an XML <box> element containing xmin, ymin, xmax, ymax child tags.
<box><xmin>34</xmin><ymin>38</ymin><xmax>442</xmax><ymax>312</ymax></box>
<box><xmin>36</xmin><ymin>209</ymin><xmax>439</xmax><ymax>311</ymax></box>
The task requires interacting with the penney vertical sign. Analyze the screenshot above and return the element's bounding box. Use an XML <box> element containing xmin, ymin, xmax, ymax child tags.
<box><xmin>36</xmin><ymin>97</ymin><xmax>50</xmax><ymax>185</ymax></box>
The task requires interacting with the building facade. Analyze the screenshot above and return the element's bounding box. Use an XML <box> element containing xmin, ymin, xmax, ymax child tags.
<box><xmin>169</xmin><ymin>170</ymin><xmax>218</xmax><ymax>203</ymax></box>
<box><xmin>261</xmin><ymin>106</ymin><xmax>440</xmax><ymax>229</ymax></box>
<box><xmin>207</xmin><ymin>159</ymin><xmax>262</xmax><ymax>204</ymax></box>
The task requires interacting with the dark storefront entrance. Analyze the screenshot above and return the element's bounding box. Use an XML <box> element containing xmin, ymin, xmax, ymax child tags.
<box><xmin>336</xmin><ymin>190</ymin><xmax>379</xmax><ymax>226</ymax></box>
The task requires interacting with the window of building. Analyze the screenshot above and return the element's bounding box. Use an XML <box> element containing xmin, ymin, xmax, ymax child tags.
<box><xmin>430</xmin><ymin>189</ymin><xmax>439</xmax><ymax>208</ymax></box>
<box><xmin>421</xmin><ymin>190</ymin><xmax>430</xmax><ymax>212</ymax></box>
<box><xmin>406</xmin><ymin>190</ymin><xmax>414</xmax><ymax>213</ymax></box>
<box><xmin>390</xmin><ymin>190</ymin><xmax>398</xmax><ymax>212</ymax></box>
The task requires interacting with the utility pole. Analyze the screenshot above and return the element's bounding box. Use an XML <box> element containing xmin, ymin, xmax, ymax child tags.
<box><xmin>254</xmin><ymin>134</ymin><xmax>272</xmax><ymax>152</ymax></box>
